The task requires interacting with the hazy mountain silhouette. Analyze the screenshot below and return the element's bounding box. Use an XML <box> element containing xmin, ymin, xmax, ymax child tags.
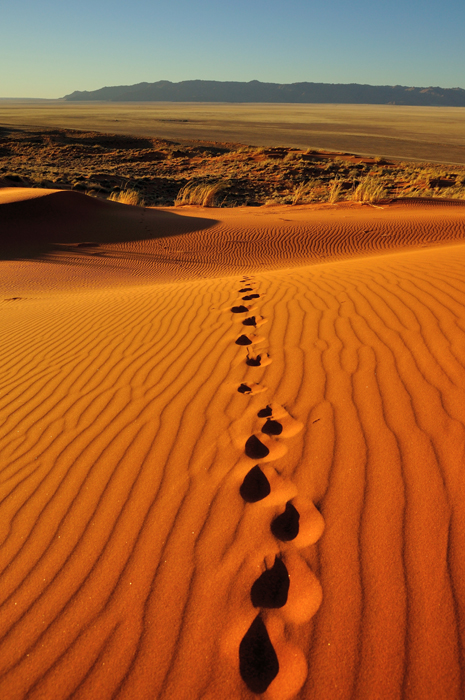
<box><xmin>63</xmin><ymin>80</ymin><xmax>465</xmax><ymax>106</ymax></box>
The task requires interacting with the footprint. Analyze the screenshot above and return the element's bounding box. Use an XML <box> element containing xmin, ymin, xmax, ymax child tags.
<box><xmin>237</xmin><ymin>383</ymin><xmax>267</xmax><ymax>396</ymax></box>
<box><xmin>261</xmin><ymin>420</ymin><xmax>283</xmax><ymax>436</ymax></box>
<box><xmin>245</xmin><ymin>435</ymin><xmax>270</xmax><ymax>459</ymax></box>
<box><xmin>271</xmin><ymin>502</ymin><xmax>300</xmax><ymax>542</ymax></box>
<box><xmin>257</xmin><ymin>406</ymin><xmax>273</xmax><ymax>418</ymax></box>
<box><xmin>235</xmin><ymin>334</ymin><xmax>264</xmax><ymax>346</ymax></box>
<box><xmin>251</xmin><ymin>556</ymin><xmax>289</xmax><ymax>609</ymax></box>
<box><xmin>236</xmin><ymin>335</ymin><xmax>253</xmax><ymax>346</ymax></box>
<box><xmin>245</xmin><ymin>435</ymin><xmax>288</xmax><ymax>462</ymax></box>
<box><xmin>231</xmin><ymin>305</ymin><xmax>249</xmax><ymax>313</ymax></box>
<box><xmin>261</xmin><ymin>404</ymin><xmax>303</xmax><ymax>438</ymax></box>
<box><xmin>242</xmin><ymin>294</ymin><xmax>261</xmax><ymax>301</ymax></box>
<box><xmin>239</xmin><ymin>465</ymin><xmax>298</xmax><ymax>506</ymax></box>
<box><xmin>260</xmin><ymin>623</ymin><xmax>308</xmax><ymax>700</ymax></box>
<box><xmin>239</xmin><ymin>614</ymin><xmax>279</xmax><ymax>694</ymax></box>
<box><xmin>246</xmin><ymin>353</ymin><xmax>272</xmax><ymax>367</ymax></box>
<box><xmin>240</xmin><ymin>465</ymin><xmax>271</xmax><ymax>502</ymax></box>
<box><xmin>238</xmin><ymin>383</ymin><xmax>252</xmax><ymax>394</ymax></box>
<box><xmin>243</xmin><ymin>316</ymin><xmax>267</xmax><ymax>328</ymax></box>
<box><xmin>279</xmin><ymin>550</ymin><xmax>323</xmax><ymax>625</ymax></box>
<box><xmin>239</xmin><ymin>287</ymin><xmax>254</xmax><ymax>293</ymax></box>
<box><xmin>287</xmin><ymin>496</ymin><xmax>325</xmax><ymax>549</ymax></box>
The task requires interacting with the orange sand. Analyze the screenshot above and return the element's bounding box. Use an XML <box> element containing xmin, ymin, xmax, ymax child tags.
<box><xmin>1</xmin><ymin>189</ymin><xmax>465</xmax><ymax>699</ymax></box>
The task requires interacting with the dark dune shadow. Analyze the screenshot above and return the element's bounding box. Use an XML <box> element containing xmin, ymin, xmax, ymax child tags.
<box><xmin>0</xmin><ymin>189</ymin><xmax>218</xmax><ymax>260</ymax></box>
<box><xmin>239</xmin><ymin>614</ymin><xmax>279</xmax><ymax>694</ymax></box>
<box><xmin>251</xmin><ymin>556</ymin><xmax>289</xmax><ymax>608</ymax></box>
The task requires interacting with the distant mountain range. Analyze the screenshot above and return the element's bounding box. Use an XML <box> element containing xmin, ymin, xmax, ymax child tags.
<box><xmin>63</xmin><ymin>80</ymin><xmax>465</xmax><ymax>106</ymax></box>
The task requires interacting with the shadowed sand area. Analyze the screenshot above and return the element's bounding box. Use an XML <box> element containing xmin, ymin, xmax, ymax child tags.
<box><xmin>2</xmin><ymin>188</ymin><xmax>465</xmax><ymax>699</ymax></box>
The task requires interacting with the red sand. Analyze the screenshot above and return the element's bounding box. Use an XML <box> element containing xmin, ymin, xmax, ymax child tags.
<box><xmin>1</xmin><ymin>189</ymin><xmax>465</xmax><ymax>699</ymax></box>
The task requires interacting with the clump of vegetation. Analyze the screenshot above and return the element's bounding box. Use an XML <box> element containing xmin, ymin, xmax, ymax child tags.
<box><xmin>292</xmin><ymin>181</ymin><xmax>314</xmax><ymax>205</ymax></box>
<box><xmin>351</xmin><ymin>178</ymin><xmax>388</xmax><ymax>203</ymax></box>
<box><xmin>175</xmin><ymin>181</ymin><xmax>224</xmax><ymax>207</ymax></box>
<box><xmin>3</xmin><ymin>125</ymin><xmax>465</xmax><ymax>207</ymax></box>
<box><xmin>108</xmin><ymin>189</ymin><xmax>145</xmax><ymax>206</ymax></box>
<box><xmin>328</xmin><ymin>179</ymin><xmax>343</xmax><ymax>203</ymax></box>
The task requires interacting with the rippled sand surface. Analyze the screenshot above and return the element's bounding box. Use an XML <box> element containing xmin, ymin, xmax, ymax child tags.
<box><xmin>1</xmin><ymin>188</ymin><xmax>465</xmax><ymax>699</ymax></box>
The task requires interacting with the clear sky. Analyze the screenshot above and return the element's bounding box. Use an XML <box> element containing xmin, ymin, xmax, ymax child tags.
<box><xmin>1</xmin><ymin>0</ymin><xmax>464</xmax><ymax>98</ymax></box>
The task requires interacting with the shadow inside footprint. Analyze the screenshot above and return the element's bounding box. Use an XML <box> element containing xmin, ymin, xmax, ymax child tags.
<box><xmin>271</xmin><ymin>502</ymin><xmax>300</xmax><ymax>541</ymax></box>
<box><xmin>240</xmin><ymin>465</ymin><xmax>271</xmax><ymax>502</ymax></box>
<box><xmin>245</xmin><ymin>435</ymin><xmax>270</xmax><ymax>459</ymax></box>
<box><xmin>261</xmin><ymin>420</ymin><xmax>283</xmax><ymax>436</ymax></box>
<box><xmin>232</xmin><ymin>305</ymin><xmax>249</xmax><ymax>313</ymax></box>
<box><xmin>251</xmin><ymin>557</ymin><xmax>290</xmax><ymax>608</ymax></box>
<box><xmin>236</xmin><ymin>335</ymin><xmax>253</xmax><ymax>346</ymax></box>
<box><xmin>257</xmin><ymin>406</ymin><xmax>273</xmax><ymax>418</ymax></box>
<box><xmin>243</xmin><ymin>317</ymin><xmax>257</xmax><ymax>326</ymax></box>
<box><xmin>239</xmin><ymin>615</ymin><xmax>279</xmax><ymax>694</ymax></box>
<box><xmin>246</xmin><ymin>355</ymin><xmax>263</xmax><ymax>367</ymax></box>
<box><xmin>239</xmin><ymin>287</ymin><xmax>253</xmax><ymax>293</ymax></box>
<box><xmin>238</xmin><ymin>384</ymin><xmax>252</xmax><ymax>394</ymax></box>
<box><xmin>243</xmin><ymin>294</ymin><xmax>260</xmax><ymax>301</ymax></box>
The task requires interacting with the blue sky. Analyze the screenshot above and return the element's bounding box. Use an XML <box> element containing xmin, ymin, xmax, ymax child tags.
<box><xmin>1</xmin><ymin>0</ymin><xmax>464</xmax><ymax>97</ymax></box>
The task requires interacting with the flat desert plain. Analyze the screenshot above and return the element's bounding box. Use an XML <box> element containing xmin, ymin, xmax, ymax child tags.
<box><xmin>2</xmin><ymin>187</ymin><xmax>465</xmax><ymax>700</ymax></box>
<box><xmin>2</xmin><ymin>100</ymin><xmax>465</xmax><ymax>164</ymax></box>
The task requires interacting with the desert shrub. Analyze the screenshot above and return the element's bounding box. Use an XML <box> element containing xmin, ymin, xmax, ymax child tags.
<box><xmin>108</xmin><ymin>189</ymin><xmax>145</xmax><ymax>206</ymax></box>
<box><xmin>351</xmin><ymin>177</ymin><xmax>388</xmax><ymax>203</ymax></box>
<box><xmin>328</xmin><ymin>179</ymin><xmax>343</xmax><ymax>203</ymax></box>
<box><xmin>175</xmin><ymin>181</ymin><xmax>224</xmax><ymax>207</ymax></box>
<box><xmin>292</xmin><ymin>180</ymin><xmax>316</xmax><ymax>205</ymax></box>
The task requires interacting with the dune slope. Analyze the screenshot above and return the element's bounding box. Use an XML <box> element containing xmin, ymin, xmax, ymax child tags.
<box><xmin>1</xmin><ymin>190</ymin><xmax>465</xmax><ymax>699</ymax></box>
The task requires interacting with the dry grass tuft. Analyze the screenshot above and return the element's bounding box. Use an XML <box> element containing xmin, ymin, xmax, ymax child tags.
<box><xmin>351</xmin><ymin>178</ymin><xmax>388</xmax><ymax>203</ymax></box>
<box><xmin>292</xmin><ymin>181</ymin><xmax>315</xmax><ymax>205</ymax></box>
<box><xmin>108</xmin><ymin>189</ymin><xmax>145</xmax><ymax>206</ymax></box>
<box><xmin>175</xmin><ymin>182</ymin><xmax>224</xmax><ymax>207</ymax></box>
<box><xmin>328</xmin><ymin>179</ymin><xmax>343</xmax><ymax>204</ymax></box>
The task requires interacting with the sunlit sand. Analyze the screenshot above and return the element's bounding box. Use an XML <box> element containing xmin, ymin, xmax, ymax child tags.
<box><xmin>1</xmin><ymin>187</ymin><xmax>465</xmax><ymax>699</ymax></box>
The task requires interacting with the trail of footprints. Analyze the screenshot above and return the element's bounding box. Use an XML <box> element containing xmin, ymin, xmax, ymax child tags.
<box><xmin>229</xmin><ymin>277</ymin><xmax>325</xmax><ymax>696</ymax></box>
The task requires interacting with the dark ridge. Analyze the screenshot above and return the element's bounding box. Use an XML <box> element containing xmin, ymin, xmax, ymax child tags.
<box><xmin>239</xmin><ymin>287</ymin><xmax>253</xmax><ymax>293</ymax></box>
<box><xmin>271</xmin><ymin>502</ymin><xmax>300</xmax><ymax>541</ymax></box>
<box><xmin>236</xmin><ymin>335</ymin><xmax>253</xmax><ymax>346</ymax></box>
<box><xmin>243</xmin><ymin>294</ymin><xmax>260</xmax><ymax>301</ymax></box>
<box><xmin>245</xmin><ymin>435</ymin><xmax>270</xmax><ymax>459</ymax></box>
<box><xmin>243</xmin><ymin>317</ymin><xmax>257</xmax><ymax>326</ymax></box>
<box><xmin>257</xmin><ymin>406</ymin><xmax>273</xmax><ymax>418</ymax></box>
<box><xmin>251</xmin><ymin>557</ymin><xmax>290</xmax><ymax>608</ymax></box>
<box><xmin>76</xmin><ymin>242</ymin><xmax>100</xmax><ymax>247</ymax></box>
<box><xmin>246</xmin><ymin>355</ymin><xmax>263</xmax><ymax>367</ymax></box>
<box><xmin>238</xmin><ymin>383</ymin><xmax>252</xmax><ymax>394</ymax></box>
<box><xmin>240</xmin><ymin>465</ymin><xmax>271</xmax><ymax>502</ymax></box>
<box><xmin>63</xmin><ymin>80</ymin><xmax>465</xmax><ymax>108</ymax></box>
<box><xmin>231</xmin><ymin>305</ymin><xmax>249</xmax><ymax>313</ymax></box>
<box><xmin>261</xmin><ymin>419</ymin><xmax>283</xmax><ymax>436</ymax></box>
<box><xmin>239</xmin><ymin>615</ymin><xmax>279</xmax><ymax>694</ymax></box>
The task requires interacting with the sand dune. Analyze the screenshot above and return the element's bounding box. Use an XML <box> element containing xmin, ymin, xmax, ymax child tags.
<box><xmin>1</xmin><ymin>189</ymin><xmax>465</xmax><ymax>699</ymax></box>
